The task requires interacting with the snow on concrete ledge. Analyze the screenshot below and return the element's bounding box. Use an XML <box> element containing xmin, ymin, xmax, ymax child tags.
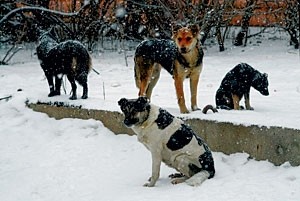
<box><xmin>27</xmin><ymin>101</ymin><xmax>300</xmax><ymax>166</ymax></box>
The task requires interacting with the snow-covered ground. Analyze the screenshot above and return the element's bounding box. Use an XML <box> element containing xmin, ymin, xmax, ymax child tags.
<box><xmin>0</xmin><ymin>38</ymin><xmax>300</xmax><ymax>201</ymax></box>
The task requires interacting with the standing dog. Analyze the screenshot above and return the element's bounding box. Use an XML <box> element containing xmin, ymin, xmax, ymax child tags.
<box><xmin>134</xmin><ymin>24</ymin><xmax>204</xmax><ymax>113</ymax></box>
<box><xmin>118</xmin><ymin>97</ymin><xmax>215</xmax><ymax>187</ymax></box>
<box><xmin>36</xmin><ymin>27</ymin><xmax>92</xmax><ymax>100</ymax></box>
<box><xmin>216</xmin><ymin>63</ymin><xmax>269</xmax><ymax>110</ymax></box>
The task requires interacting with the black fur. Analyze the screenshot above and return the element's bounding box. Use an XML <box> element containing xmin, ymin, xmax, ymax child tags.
<box><xmin>135</xmin><ymin>39</ymin><xmax>177</xmax><ymax>75</ymax></box>
<box><xmin>166</xmin><ymin>124</ymin><xmax>193</xmax><ymax>150</ymax></box>
<box><xmin>216</xmin><ymin>63</ymin><xmax>269</xmax><ymax>110</ymax></box>
<box><xmin>118</xmin><ymin>97</ymin><xmax>150</xmax><ymax>127</ymax></box>
<box><xmin>155</xmin><ymin>108</ymin><xmax>174</xmax><ymax>129</ymax></box>
<box><xmin>135</xmin><ymin>39</ymin><xmax>204</xmax><ymax>75</ymax></box>
<box><xmin>36</xmin><ymin>27</ymin><xmax>92</xmax><ymax>100</ymax></box>
<box><xmin>198</xmin><ymin>149</ymin><xmax>215</xmax><ymax>179</ymax></box>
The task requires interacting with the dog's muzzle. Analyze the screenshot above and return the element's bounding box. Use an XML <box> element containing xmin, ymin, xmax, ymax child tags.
<box><xmin>180</xmin><ymin>47</ymin><xmax>188</xmax><ymax>53</ymax></box>
<box><xmin>123</xmin><ymin>118</ymin><xmax>139</xmax><ymax>128</ymax></box>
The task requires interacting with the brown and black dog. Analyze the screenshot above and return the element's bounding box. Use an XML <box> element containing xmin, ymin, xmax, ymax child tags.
<box><xmin>134</xmin><ymin>24</ymin><xmax>204</xmax><ymax>113</ymax></box>
<box><xmin>215</xmin><ymin>63</ymin><xmax>269</xmax><ymax>110</ymax></box>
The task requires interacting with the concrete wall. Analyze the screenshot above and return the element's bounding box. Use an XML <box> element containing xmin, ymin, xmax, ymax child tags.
<box><xmin>27</xmin><ymin>102</ymin><xmax>300</xmax><ymax>166</ymax></box>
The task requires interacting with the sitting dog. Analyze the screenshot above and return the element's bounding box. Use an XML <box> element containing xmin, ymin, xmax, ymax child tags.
<box><xmin>134</xmin><ymin>24</ymin><xmax>204</xmax><ymax>113</ymax></box>
<box><xmin>36</xmin><ymin>26</ymin><xmax>92</xmax><ymax>100</ymax></box>
<box><xmin>118</xmin><ymin>97</ymin><xmax>215</xmax><ymax>187</ymax></box>
<box><xmin>215</xmin><ymin>63</ymin><xmax>269</xmax><ymax>110</ymax></box>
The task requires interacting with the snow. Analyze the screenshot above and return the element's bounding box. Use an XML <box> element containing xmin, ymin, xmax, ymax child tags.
<box><xmin>0</xmin><ymin>38</ymin><xmax>300</xmax><ymax>201</ymax></box>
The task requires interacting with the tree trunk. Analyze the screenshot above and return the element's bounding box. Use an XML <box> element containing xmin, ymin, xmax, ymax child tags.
<box><xmin>234</xmin><ymin>0</ymin><xmax>255</xmax><ymax>46</ymax></box>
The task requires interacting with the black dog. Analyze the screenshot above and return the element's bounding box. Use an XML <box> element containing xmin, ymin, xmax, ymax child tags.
<box><xmin>216</xmin><ymin>63</ymin><xmax>269</xmax><ymax>110</ymax></box>
<box><xmin>36</xmin><ymin>27</ymin><xmax>92</xmax><ymax>99</ymax></box>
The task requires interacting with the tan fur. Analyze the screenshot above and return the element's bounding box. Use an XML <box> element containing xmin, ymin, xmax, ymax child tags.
<box><xmin>134</xmin><ymin>57</ymin><xmax>161</xmax><ymax>98</ymax></box>
<box><xmin>172</xmin><ymin>25</ymin><xmax>203</xmax><ymax>113</ymax></box>
<box><xmin>232</xmin><ymin>94</ymin><xmax>241</xmax><ymax>110</ymax></box>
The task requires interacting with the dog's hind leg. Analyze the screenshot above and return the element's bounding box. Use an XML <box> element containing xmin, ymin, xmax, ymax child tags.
<box><xmin>134</xmin><ymin>57</ymin><xmax>155</xmax><ymax>99</ymax></box>
<box><xmin>145</xmin><ymin>63</ymin><xmax>161</xmax><ymax>99</ymax></box>
<box><xmin>81</xmin><ymin>82</ymin><xmax>88</xmax><ymax>99</ymax></box>
<box><xmin>67</xmin><ymin>74</ymin><xmax>77</xmax><ymax>100</ymax></box>
<box><xmin>76</xmin><ymin>72</ymin><xmax>89</xmax><ymax>99</ymax></box>
<box><xmin>185</xmin><ymin>171</ymin><xmax>210</xmax><ymax>186</ymax></box>
<box><xmin>54</xmin><ymin>75</ymin><xmax>62</xmax><ymax>96</ymax></box>
<box><xmin>45</xmin><ymin>74</ymin><xmax>57</xmax><ymax>97</ymax></box>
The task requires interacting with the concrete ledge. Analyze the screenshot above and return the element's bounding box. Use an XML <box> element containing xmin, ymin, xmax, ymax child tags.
<box><xmin>27</xmin><ymin>102</ymin><xmax>300</xmax><ymax>166</ymax></box>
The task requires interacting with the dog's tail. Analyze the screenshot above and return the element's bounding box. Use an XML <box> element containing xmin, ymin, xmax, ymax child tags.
<box><xmin>185</xmin><ymin>171</ymin><xmax>210</xmax><ymax>186</ymax></box>
<box><xmin>202</xmin><ymin>104</ymin><xmax>218</xmax><ymax>114</ymax></box>
<box><xmin>72</xmin><ymin>47</ymin><xmax>92</xmax><ymax>86</ymax></box>
<box><xmin>87</xmin><ymin>53</ymin><xmax>93</xmax><ymax>73</ymax></box>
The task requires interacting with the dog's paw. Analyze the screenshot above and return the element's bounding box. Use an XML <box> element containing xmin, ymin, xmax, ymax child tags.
<box><xmin>143</xmin><ymin>181</ymin><xmax>155</xmax><ymax>187</ymax></box>
<box><xmin>191</xmin><ymin>105</ymin><xmax>200</xmax><ymax>111</ymax></box>
<box><xmin>169</xmin><ymin>173</ymin><xmax>185</xmax><ymax>179</ymax></box>
<box><xmin>69</xmin><ymin>95</ymin><xmax>77</xmax><ymax>100</ymax></box>
<box><xmin>246</xmin><ymin>106</ymin><xmax>254</xmax><ymax>110</ymax></box>
<box><xmin>48</xmin><ymin>91</ymin><xmax>60</xmax><ymax>97</ymax></box>
<box><xmin>81</xmin><ymin>94</ymin><xmax>88</xmax><ymax>99</ymax></box>
<box><xmin>171</xmin><ymin>177</ymin><xmax>187</xmax><ymax>185</ymax></box>
<box><xmin>180</xmin><ymin>108</ymin><xmax>190</xmax><ymax>114</ymax></box>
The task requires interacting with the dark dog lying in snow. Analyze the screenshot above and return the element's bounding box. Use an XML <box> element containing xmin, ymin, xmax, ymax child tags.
<box><xmin>215</xmin><ymin>63</ymin><xmax>269</xmax><ymax>110</ymax></box>
<box><xmin>118</xmin><ymin>97</ymin><xmax>215</xmax><ymax>187</ymax></box>
<box><xmin>36</xmin><ymin>27</ymin><xmax>92</xmax><ymax>99</ymax></box>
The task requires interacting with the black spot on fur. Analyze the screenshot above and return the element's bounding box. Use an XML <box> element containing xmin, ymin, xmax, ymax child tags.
<box><xmin>155</xmin><ymin>108</ymin><xmax>174</xmax><ymax>129</ymax></box>
<box><xmin>167</xmin><ymin>124</ymin><xmax>193</xmax><ymax>151</ymax></box>
<box><xmin>199</xmin><ymin>148</ymin><xmax>215</xmax><ymax>179</ymax></box>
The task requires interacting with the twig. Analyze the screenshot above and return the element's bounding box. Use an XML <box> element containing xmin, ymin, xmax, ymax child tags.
<box><xmin>92</xmin><ymin>68</ymin><xmax>100</xmax><ymax>75</ymax></box>
<box><xmin>0</xmin><ymin>95</ymin><xmax>12</xmax><ymax>101</ymax></box>
<box><xmin>103</xmin><ymin>81</ymin><xmax>106</xmax><ymax>100</ymax></box>
<box><xmin>6</xmin><ymin>46</ymin><xmax>23</xmax><ymax>63</ymax></box>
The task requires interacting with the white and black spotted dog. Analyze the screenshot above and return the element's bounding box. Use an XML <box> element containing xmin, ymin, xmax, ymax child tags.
<box><xmin>118</xmin><ymin>97</ymin><xmax>215</xmax><ymax>187</ymax></box>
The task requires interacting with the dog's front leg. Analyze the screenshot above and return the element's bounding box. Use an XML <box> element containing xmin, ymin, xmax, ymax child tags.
<box><xmin>174</xmin><ymin>73</ymin><xmax>189</xmax><ymax>113</ymax></box>
<box><xmin>144</xmin><ymin>151</ymin><xmax>162</xmax><ymax>187</ymax></box>
<box><xmin>232</xmin><ymin>94</ymin><xmax>240</xmax><ymax>110</ymax></box>
<box><xmin>190</xmin><ymin>69</ymin><xmax>201</xmax><ymax>111</ymax></box>
<box><xmin>244</xmin><ymin>93</ymin><xmax>254</xmax><ymax>110</ymax></box>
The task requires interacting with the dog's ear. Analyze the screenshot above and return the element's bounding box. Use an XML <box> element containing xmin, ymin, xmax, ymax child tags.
<box><xmin>48</xmin><ymin>26</ymin><xmax>59</xmax><ymax>41</ymax></box>
<box><xmin>188</xmin><ymin>24</ymin><xmax>200</xmax><ymax>37</ymax></box>
<box><xmin>136</xmin><ymin>97</ymin><xmax>149</xmax><ymax>111</ymax></box>
<box><xmin>118</xmin><ymin>98</ymin><xmax>128</xmax><ymax>107</ymax></box>
<box><xmin>137</xmin><ymin>96</ymin><xmax>148</xmax><ymax>105</ymax></box>
<box><xmin>171</xmin><ymin>23</ymin><xmax>182</xmax><ymax>35</ymax></box>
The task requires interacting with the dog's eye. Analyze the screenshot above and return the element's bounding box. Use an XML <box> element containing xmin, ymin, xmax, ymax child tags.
<box><xmin>178</xmin><ymin>38</ymin><xmax>182</xmax><ymax>42</ymax></box>
<box><xmin>186</xmin><ymin>37</ymin><xmax>191</xmax><ymax>42</ymax></box>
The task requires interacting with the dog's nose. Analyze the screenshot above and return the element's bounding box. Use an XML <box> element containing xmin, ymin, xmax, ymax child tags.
<box><xmin>180</xmin><ymin>47</ymin><xmax>187</xmax><ymax>52</ymax></box>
